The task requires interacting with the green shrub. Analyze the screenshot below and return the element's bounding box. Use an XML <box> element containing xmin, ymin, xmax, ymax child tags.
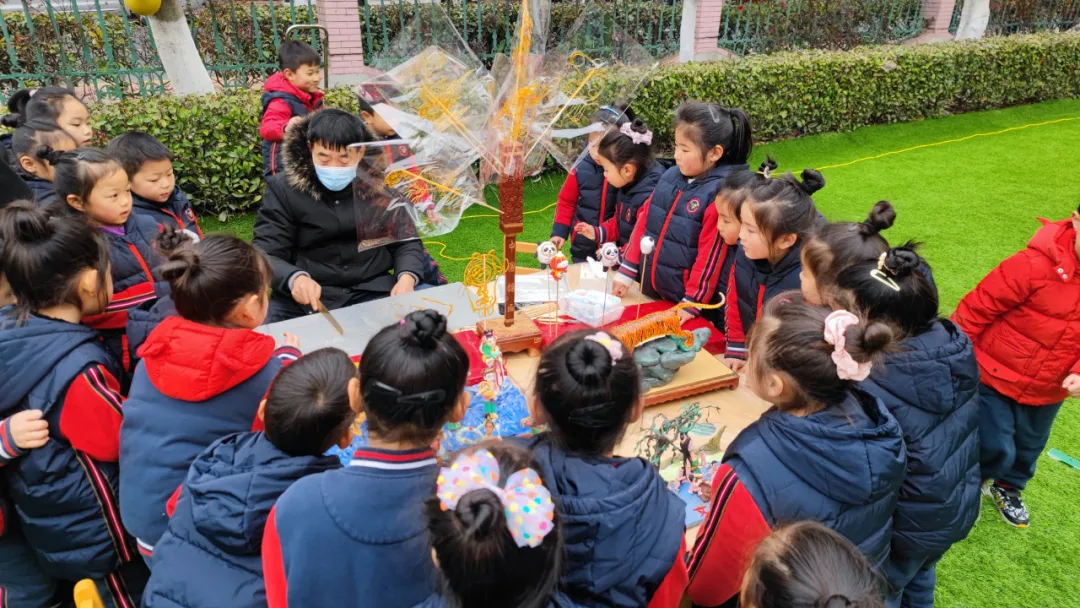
<box><xmin>91</xmin><ymin>87</ymin><xmax>358</xmax><ymax>219</ymax></box>
<box><xmin>87</xmin><ymin>32</ymin><xmax>1080</xmax><ymax>218</ymax></box>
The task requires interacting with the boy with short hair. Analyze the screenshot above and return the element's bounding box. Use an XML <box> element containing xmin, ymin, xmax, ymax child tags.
<box><xmin>953</xmin><ymin>205</ymin><xmax>1080</xmax><ymax>528</ymax></box>
<box><xmin>107</xmin><ymin>131</ymin><xmax>202</xmax><ymax>238</ymax></box>
<box><xmin>260</xmin><ymin>41</ymin><xmax>324</xmax><ymax>176</ymax></box>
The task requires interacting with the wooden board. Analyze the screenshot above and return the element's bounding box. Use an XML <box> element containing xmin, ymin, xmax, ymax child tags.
<box><xmin>643</xmin><ymin>354</ymin><xmax>740</xmax><ymax>407</ymax></box>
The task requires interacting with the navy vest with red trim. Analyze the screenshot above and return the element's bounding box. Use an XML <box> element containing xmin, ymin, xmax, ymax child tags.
<box><xmin>260</xmin><ymin>92</ymin><xmax>323</xmax><ymax>176</ymax></box>
<box><xmin>0</xmin><ymin>316</ymin><xmax>132</xmax><ymax>580</ymax></box>
<box><xmin>569</xmin><ymin>154</ymin><xmax>616</xmax><ymax>262</ymax></box>
<box><xmin>132</xmin><ymin>187</ymin><xmax>200</xmax><ymax>236</ymax></box>
<box><xmin>107</xmin><ymin>212</ymin><xmax>163</xmax><ymax>296</ymax></box>
<box><xmin>732</xmin><ymin>241</ymin><xmax>805</xmax><ymax>336</ymax></box>
<box><xmin>639</xmin><ymin>163</ymin><xmax>746</xmax><ymax>303</ymax></box>
<box><xmin>614</xmin><ymin>160</ymin><xmax>665</xmax><ymax>247</ymax></box>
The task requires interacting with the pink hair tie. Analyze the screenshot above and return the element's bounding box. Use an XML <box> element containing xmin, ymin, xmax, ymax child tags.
<box><xmin>823</xmin><ymin>310</ymin><xmax>873</xmax><ymax>382</ymax></box>
<box><xmin>619</xmin><ymin>121</ymin><xmax>653</xmax><ymax>146</ymax></box>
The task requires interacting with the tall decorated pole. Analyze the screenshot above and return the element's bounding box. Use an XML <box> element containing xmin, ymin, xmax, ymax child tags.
<box><xmin>498</xmin><ymin>140</ymin><xmax>525</xmax><ymax>327</ymax></box>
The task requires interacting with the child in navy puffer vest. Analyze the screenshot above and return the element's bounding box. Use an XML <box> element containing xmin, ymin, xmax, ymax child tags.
<box><xmin>264</xmin><ymin>310</ymin><xmax>470</xmax><ymax>608</ymax></box>
<box><xmin>574</xmin><ymin>118</ymin><xmax>664</xmax><ymax>253</ymax></box>
<box><xmin>0</xmin><ymin>204</ymin><xmax>143</xmax><ymax>607</ymax></box>
<box><xmin>49</xmin><ymin>148</ymin><xmax>168</xmax><ymax>374</ymax></box>
<box><xmin>120</xmin><ymin>235</ymin><xmax>300</xmax><ymax>562</ymax></box>
<box><xmin>107</xmin><ymin>131</ymin><xmax>203</xmax><ymax>238</ymax></box>
<box><xmin>724</xmin><ymin>168</ymin><xmax>824</xmax><ymax>366</ymax></box>
<box><xmin>833</xmin><ymin>247</ymin><xmax>980</xmax><ymax>608</ymax></box>
<box><xmin>616</xmin><ymin>102</ymin><xmax>753</xmax><ymax>319</ymax></box>
<box><xmin>688</xmin><ymin>299</ymin><xmax>906</xmax><ymax>608</ymax></box>
<box><xmin>411</xmin><ymin>442</ymin><xmax>579</xmax><ymax>608</ymax></box>
<box><xmin>518</xmin><ymin>329</ymin><xmax>687</xmax><ymax>608</ymax></box>
<box><xmin>551</xmin><ymin>104</ymin><xmax>629</xmax><ymax>262</ymax></box>
<box><xmin>143</xmin><ymin>348</ymin><xmax>357</xmax><ymax>608</ymax></box>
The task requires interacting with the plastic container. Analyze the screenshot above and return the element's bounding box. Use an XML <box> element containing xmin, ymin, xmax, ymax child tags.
<box><xmin>560</xmin><ymin>289</ymin><xmax>624</xmax><ymax>328</ymax></box>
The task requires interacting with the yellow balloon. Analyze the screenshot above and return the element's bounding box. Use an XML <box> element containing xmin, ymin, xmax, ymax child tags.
<box><xmin>125</xmin><ymin>0</ymin><xmax>161</xmax><ymax>17</ymax></box>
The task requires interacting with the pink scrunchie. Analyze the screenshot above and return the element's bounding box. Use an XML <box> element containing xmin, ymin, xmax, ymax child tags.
<box><xmin>823</xmin><ymin>310</ymin><xmax>873</xmax><ymax>382</ymax></box>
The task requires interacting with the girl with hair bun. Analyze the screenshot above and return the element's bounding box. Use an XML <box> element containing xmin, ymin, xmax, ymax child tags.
<box><xmin>265</xmin><ymin>310</ymin><xmax>471</xmax><ymax>608</ymax></box>
<box><xmin>741</xmin><ymin>521</ymin><xmax>886</xmax><ymax>608</ymax></box>
<box><xmin>415</xmin><ymin>441</ymin><xmax>569</xmax><ymax>608</ymax></box>
<box><xmin>833</xmin><ymin>244</ymin><xmax>980</xmax><ymax>608</ymax></box>
<box><xmin>2</xmin><ymin>87</ymin><xmax>93</xmax><ymax>147</ymax></box>
<box><xmin>800</xmin><ymin>200</ymin><xmax>897</xmax><ymax>306</ymax></box>
<box><xmin>688</xmin><ymin>296</ymin><xmax>906</xmax><ymax>607</ymax></box>
<box><xmin>120</xmin><ymin>234</ymin><xmax>302</xmax><ymax>565</ymax></box>
<box><xmin>550</xmin><ymin>103</ymin><xmax>631</xmax><ymax>262</ymax></box>
<box><xmin>574</xmin><ymin>117</ymin><xmax>665</xmax><ymax>252</ymax></box>
<box><xmin>0</xmin><ymin>202</ymin><xmax>142</xmax><ymax>606</ymax></box>
<box><xmin>724</xmin><ymin>168</ymin><xmax>825</xmax><ymax>371</ymax></box>
<box><xmin>519</xmin><ymin>329</ymin><xmax>688</xmax><ymax>608</ymax></box>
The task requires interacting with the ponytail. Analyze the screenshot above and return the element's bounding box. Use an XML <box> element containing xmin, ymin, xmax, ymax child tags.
<box><xmin>673</xmin><ymin>101</ymin><xmax>754</xmax><ymax>165</ymax></box>
<box><xmin>158</xmin><ymin>233</ymin><xmax>269</xmax><ymax>325</ymax></box>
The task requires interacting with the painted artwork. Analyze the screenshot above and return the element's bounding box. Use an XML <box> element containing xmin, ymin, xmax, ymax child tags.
<box><xmin>327</xmin><ymin>379</ymin><xmax>537</xmax><ymax>465</ymax></box>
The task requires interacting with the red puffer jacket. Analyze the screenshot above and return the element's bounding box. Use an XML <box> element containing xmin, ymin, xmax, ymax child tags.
<box><xmin>953</xmin><ymin>218</ymin><xmax>1080</xmax><ymax>406</ymax></box>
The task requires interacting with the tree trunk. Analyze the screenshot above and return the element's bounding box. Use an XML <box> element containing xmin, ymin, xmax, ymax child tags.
<box><xmin>955</xmin><ymin>0</ymin><xmax>991</xmax><ymax>40</ymax></box>
<box><xmin>147</xmin><ymin>0</ymin><xmax>215</xmax><ymax>95</ymax></box>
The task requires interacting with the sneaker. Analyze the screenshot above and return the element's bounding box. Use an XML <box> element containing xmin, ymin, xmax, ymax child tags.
<box><xmin>987</xmin><ymin>483</ymin><xmax>1030</xmax><ymax>528</ymax></box>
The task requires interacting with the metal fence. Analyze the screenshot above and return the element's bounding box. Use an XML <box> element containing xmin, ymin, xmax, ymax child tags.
<box><xmin>0</xmin><ymin>0</ymin><xmax>320</xmax><ymax>100</ymax></box>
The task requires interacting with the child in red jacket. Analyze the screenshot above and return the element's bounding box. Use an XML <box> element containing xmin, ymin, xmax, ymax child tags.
<box><xmin>260</xmin><ymin>41</ymin><xmax>324</xmax><ymax>176</ymax></box>
<box><xmin>953</xmin><ymin>208</ymin><xmax>1080</xmax><ymax>528</ymax></box>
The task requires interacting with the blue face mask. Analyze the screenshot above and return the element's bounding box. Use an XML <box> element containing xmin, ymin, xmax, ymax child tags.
<box><xmin>314</xmin><ymin>163</ymin><xmax>358</xmax><ymax>192</ymax></box>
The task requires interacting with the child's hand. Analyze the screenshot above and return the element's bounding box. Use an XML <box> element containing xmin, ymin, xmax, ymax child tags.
<box><xmin>550</xmin><ymin>236</ymin><xmax>565</xmax><ymax>250</ymax></box>
<box><xmin>573</xmin><ymin>222</ymin><xmax>596</xmax><ymax>241</ymax></box>
<box><xmin>724</xmin><ymin>358</ymin><xmax>746</xmax><ymax>373</ymax></box>
<box><xmin>282</xmin><ymin>332</ymin><xmax>301</xmax><ymax>350</ymax></box>
<box><xmin>612</xmin><ymin>282</ymin><xmax>629</xmax><ymax>298</ymax></box>
<box><xmin>10</xmin><ymin>410</ymin><xmax>49</xmax><ymax>450</ymax></box>
<box><xmin>1064</xmin><ymin>374</ymin><xmax>1080</xmax><ymax>398</ymax></box>
<box><xmin>677</xmin><ymin>308</ymin><xmax>696</xmax><ymax>325</ymax></box>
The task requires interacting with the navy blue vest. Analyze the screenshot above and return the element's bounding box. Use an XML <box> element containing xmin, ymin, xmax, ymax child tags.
<box><xmin>614</xmin><ymin>161</ymin><xmax>665</xmax><ymax>247</ymax></box>
<box><xmin>569</xmin><ymin>155</ymin><xmax>615</xmax><ymax>262</ymax></box>
<box><xmin>639</xmin><ymin>163</ymin><xmax>746</xmax><ymax>302</ymax></box>
<box><xmin>725</xmin><ymin>389</ymin><xmax>907</xmax><ymax>568</ymax></box>
<box><xmin>0</xmin><ymin>321</ymin><xmax>131</xmax><ymax>580</ymax></box>
<box><xmin>261</xmin><ymin>92</ymin><xmax>322</xmax><ymax>176</ymax></box>
<box><xmin>732</xmin><ymin>240</ymin><xmax>804</xmax><ymax>334</ymax></box>
<box><xmin>108</xmin><ymin>212</ymin><xmax>163</xmax><ymax>295</ymax></box>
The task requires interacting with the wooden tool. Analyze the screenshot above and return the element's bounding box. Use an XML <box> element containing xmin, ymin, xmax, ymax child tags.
<box><xmin>316</xmin><ymin>300</ymin><xmax>345</xmax><ymax>335</ymax></box>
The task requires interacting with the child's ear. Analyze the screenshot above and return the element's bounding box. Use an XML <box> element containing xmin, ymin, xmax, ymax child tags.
<box><xmin>257</xmin><ymin>398</ymin><xmax>267</xmax><ymax>422</ymax></box>
<box><xmin>707</xmin><ymin>144</ymin><xmax>725</xmax><ymax>165</ymax></box>
<box><xmin>282</xmin><ymin>68</ymin><xmax>296</xmax><ymax>80</ymax></box>
<box><xmin>226</xmin><ymin>294</ymin><xmax>263</xmax><ymax>328</ymax></box>
<box><xmin>17</xmin><ymin>155</ymin><xmax>37</xmax><ymax>174</ymax></box>
<box><xmin>348</xmin><ymin>377</ymin><xmax>362</xmax><ymax>413</ymax></box>
<box><xmin>78</xmin><ymin>268</ymin><xmax>100</xmax><ymax>300</ymax></box>
<box><xmin>66</xmin><ymin>194</ymin><xmax>85</xmax><ymax>212</ymax></box>
<box><xmin>337</xmin><ymin>422</ymin><xmax>355</xmax><ymax>449</ymax></box>
<box><xmin>763</xmin><ymin>372</ymin><xmax>786</xmax><ymax>401</ymax></box>
<box><xmin>1071</xmin><ymin>210</ymin><xmax>1080</xmax><ymax>231</ymax></box>
<box><xmin>449</xmin><ymin>391</ymin><xmax>469</xmax><ymax>424</ymax></box>
<box><xmin>776</xmin><ymin>233</ymin><xmax>798</xmax><ymax>252</ymax></box>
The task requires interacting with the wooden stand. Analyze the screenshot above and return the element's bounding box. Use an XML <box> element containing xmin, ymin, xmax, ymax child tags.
<box><xmin>643</xmin><ymin>354</ymin><xmax>740</xmax><ymax>407</ymax></box>
<box><xmin>477</xmin><ymin>315</ymin><xmax>543</xmax><ymax>357</ymax></box>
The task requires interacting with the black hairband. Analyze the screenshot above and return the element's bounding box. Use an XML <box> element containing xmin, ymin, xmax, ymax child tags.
<box><xmin>365</xmin><ymin>380</ymin><xmax>447</xmax><ymax>407</ymax></box>
<box><xmin>565</xmin><ymin>401</ymin><xmax>619</xmax><ymax>428</ymax></box>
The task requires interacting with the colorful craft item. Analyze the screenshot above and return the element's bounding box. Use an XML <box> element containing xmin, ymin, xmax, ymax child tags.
<box><xmin>599</xmin><ymin>242</ymin><xmax>620</xmax><ymax>268</ymax></box>
<box><xmin>549</xmin><ymin>252</ymin><xmax>569</xmax><ymax>281</ymax></box>
<box><xmin>480</xmin><ymin>329</ymin><xmax>508</xmax><ymax>388</ymax></box>
<box><xmin>536</xmin><ymin>240</ymin><xmax>558</xmax><ymax>265</ymax></box>
<box><xmin>436</xmin><ymin>449</ymin><xmax>556</xmax><ymax>548</ymax></box>
<box><xmin>585</xmin><ymin>332</ymin><xmax>624</xmax><ymax>361</ymax></box>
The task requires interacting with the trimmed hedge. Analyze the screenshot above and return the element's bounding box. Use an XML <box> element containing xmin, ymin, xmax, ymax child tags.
<box><xmin>85</xmin><ymin>32</ymin><xmax>1080</xmax><ymax>218</ymax></box>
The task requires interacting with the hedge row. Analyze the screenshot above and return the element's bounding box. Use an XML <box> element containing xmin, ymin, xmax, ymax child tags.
<box><xmin>84</xmin><ymin>32</ymin><xmax>1080</xmax><ymax>218</ymax></box>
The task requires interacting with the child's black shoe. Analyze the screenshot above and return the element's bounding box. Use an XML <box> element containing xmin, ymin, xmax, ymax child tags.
<box><xmin>985</xmin><ymin>482</ymin><xmax>1030</xmax><ymax>528</ymax></box>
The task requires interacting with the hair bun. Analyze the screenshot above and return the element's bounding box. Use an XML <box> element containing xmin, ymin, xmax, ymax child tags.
<box><xmin>758</xmin><ymin>155</ymin><xmax>778</xmax><ymax>174</ymax></box>
<box><xmin>883</xmin><ymin>241</ymin><xmax>922</xmax><ymax>278</ymax></box>
<box><xmin>455</xmin><ymin>489</ymin><xmax>502</xmax><ymax>539</ymax></box>
<box><xmin>565</xmin><ymin>338</ymin><xmax>613</xmax><ymax>386</ymax></box>
<box><xmin>798</xmin><ymin>169</ymin><xmax>825</xmax><ymax>195</ymax></box>
<box><xmin>847</xmin><ymin>321</ymin><xmax>894</xmax><ymax>362</ymax></box>
<box><xmin>862</xmin><ymin>200</ymin><xmax>896</xmax><ymax>235</ymax></box>
<box><xmin>155</xmin><ymin>226</ymin><xmax>194</xmax><ymax>259</ymax></box>
<box><xmin>1</xmin><ymin>112</ymin><xmax>23</xmax><ymax>128</ymax></box>
<box><xmin>0</xmin><ymin>200</ymin><xmax>53</xmax><ymax>244</ymax></box>
<box><xmin>35</xmin><ymin>145</ymin><xmax>66</xmax><ymax>166</ymax></box>
<box><xmin>404</xmin><ymin>309</ymin><xmax>447</xmax><ymax>348</ymax></box>
<box><xmin>159</xmin><ymin>249</ymin><xmax>200</xmax><ymax>286</ymax></box>
<box><xmin>630</xmin><ymin>118</ymin><xmax>649</xmax><ymax>134</ymax></box>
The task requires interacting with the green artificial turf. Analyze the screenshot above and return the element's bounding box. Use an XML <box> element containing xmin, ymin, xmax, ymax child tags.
<box><xmin>208</xmin><ymin>99</ymin><xmax>1080</xmax><ymax>607</ymax></box>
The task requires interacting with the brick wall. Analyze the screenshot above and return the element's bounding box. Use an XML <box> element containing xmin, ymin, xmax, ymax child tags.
<box><xmin>315</xmin><ymin>0</ymin><xmax>370</xmax><ymax>84</ymax></box>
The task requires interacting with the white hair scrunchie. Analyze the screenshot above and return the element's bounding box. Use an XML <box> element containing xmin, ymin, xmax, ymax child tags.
<box><xmin>822</xmin><ymin>310</ymin><xmax>873</xmax><ymax>382</ymax></box>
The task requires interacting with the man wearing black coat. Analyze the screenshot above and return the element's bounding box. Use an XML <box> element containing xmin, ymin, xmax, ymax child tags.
<box><xmin>253</xmin><ymin>109</ymin><xmax>425</xmax><ymax>323</ymax></box>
